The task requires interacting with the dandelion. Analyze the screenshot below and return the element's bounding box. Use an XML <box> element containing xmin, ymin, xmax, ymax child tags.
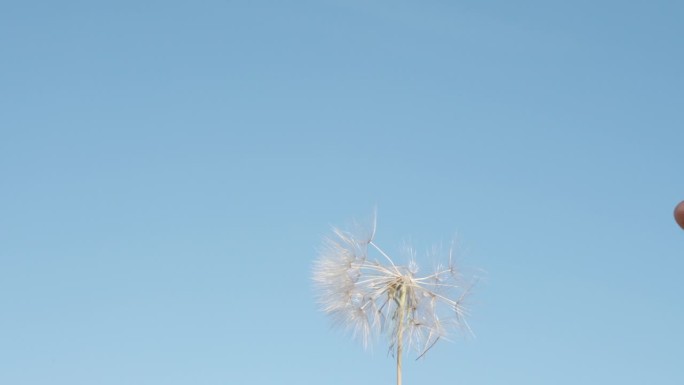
<box><xmin>312</xmin><ymin>214</ymin><xmax>474</xmax><ymax>385</ymax></box>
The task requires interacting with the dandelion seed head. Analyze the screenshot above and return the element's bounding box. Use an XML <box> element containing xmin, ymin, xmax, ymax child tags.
<box><xmin>313</xmin><ymin>215</ymin><xmax>474</xmax><ymax>360</ymax></box>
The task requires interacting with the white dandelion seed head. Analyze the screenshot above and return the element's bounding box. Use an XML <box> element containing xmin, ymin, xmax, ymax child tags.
<box><xmin>313</xmin><ymin>214</ymin><xmax>475</xmax><ymax>359</ymax></box>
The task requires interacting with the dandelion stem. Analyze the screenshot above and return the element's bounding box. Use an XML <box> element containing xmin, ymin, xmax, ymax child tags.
<box><xmin>396</xmin><ymin>283</ymin><xmax>407</xmax><ymax>385</ymax></box>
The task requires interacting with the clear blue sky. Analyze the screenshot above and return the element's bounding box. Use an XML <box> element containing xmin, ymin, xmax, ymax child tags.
<box><xmin>2</xmin><ymin>1</ymin><xmax>683</xmax><ymax>384</ymax></box>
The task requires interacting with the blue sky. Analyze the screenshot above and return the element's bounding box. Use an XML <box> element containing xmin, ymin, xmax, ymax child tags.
<box><xmin>1</xmin><ymin>1</ymin><xmax>683</xmax><ymax>384</ymax></box>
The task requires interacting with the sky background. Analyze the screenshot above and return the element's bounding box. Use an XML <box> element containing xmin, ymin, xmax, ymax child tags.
<box><xmin>1</xmin><ymin>0</ymin><xmax>683</xmax><ymax>384</ymax></box>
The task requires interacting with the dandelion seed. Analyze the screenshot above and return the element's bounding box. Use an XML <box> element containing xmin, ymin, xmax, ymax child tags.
<box><xmin>312</xmin><ymin>213</ymin><xmax>475</xmax><ymax>385</ymax></box>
